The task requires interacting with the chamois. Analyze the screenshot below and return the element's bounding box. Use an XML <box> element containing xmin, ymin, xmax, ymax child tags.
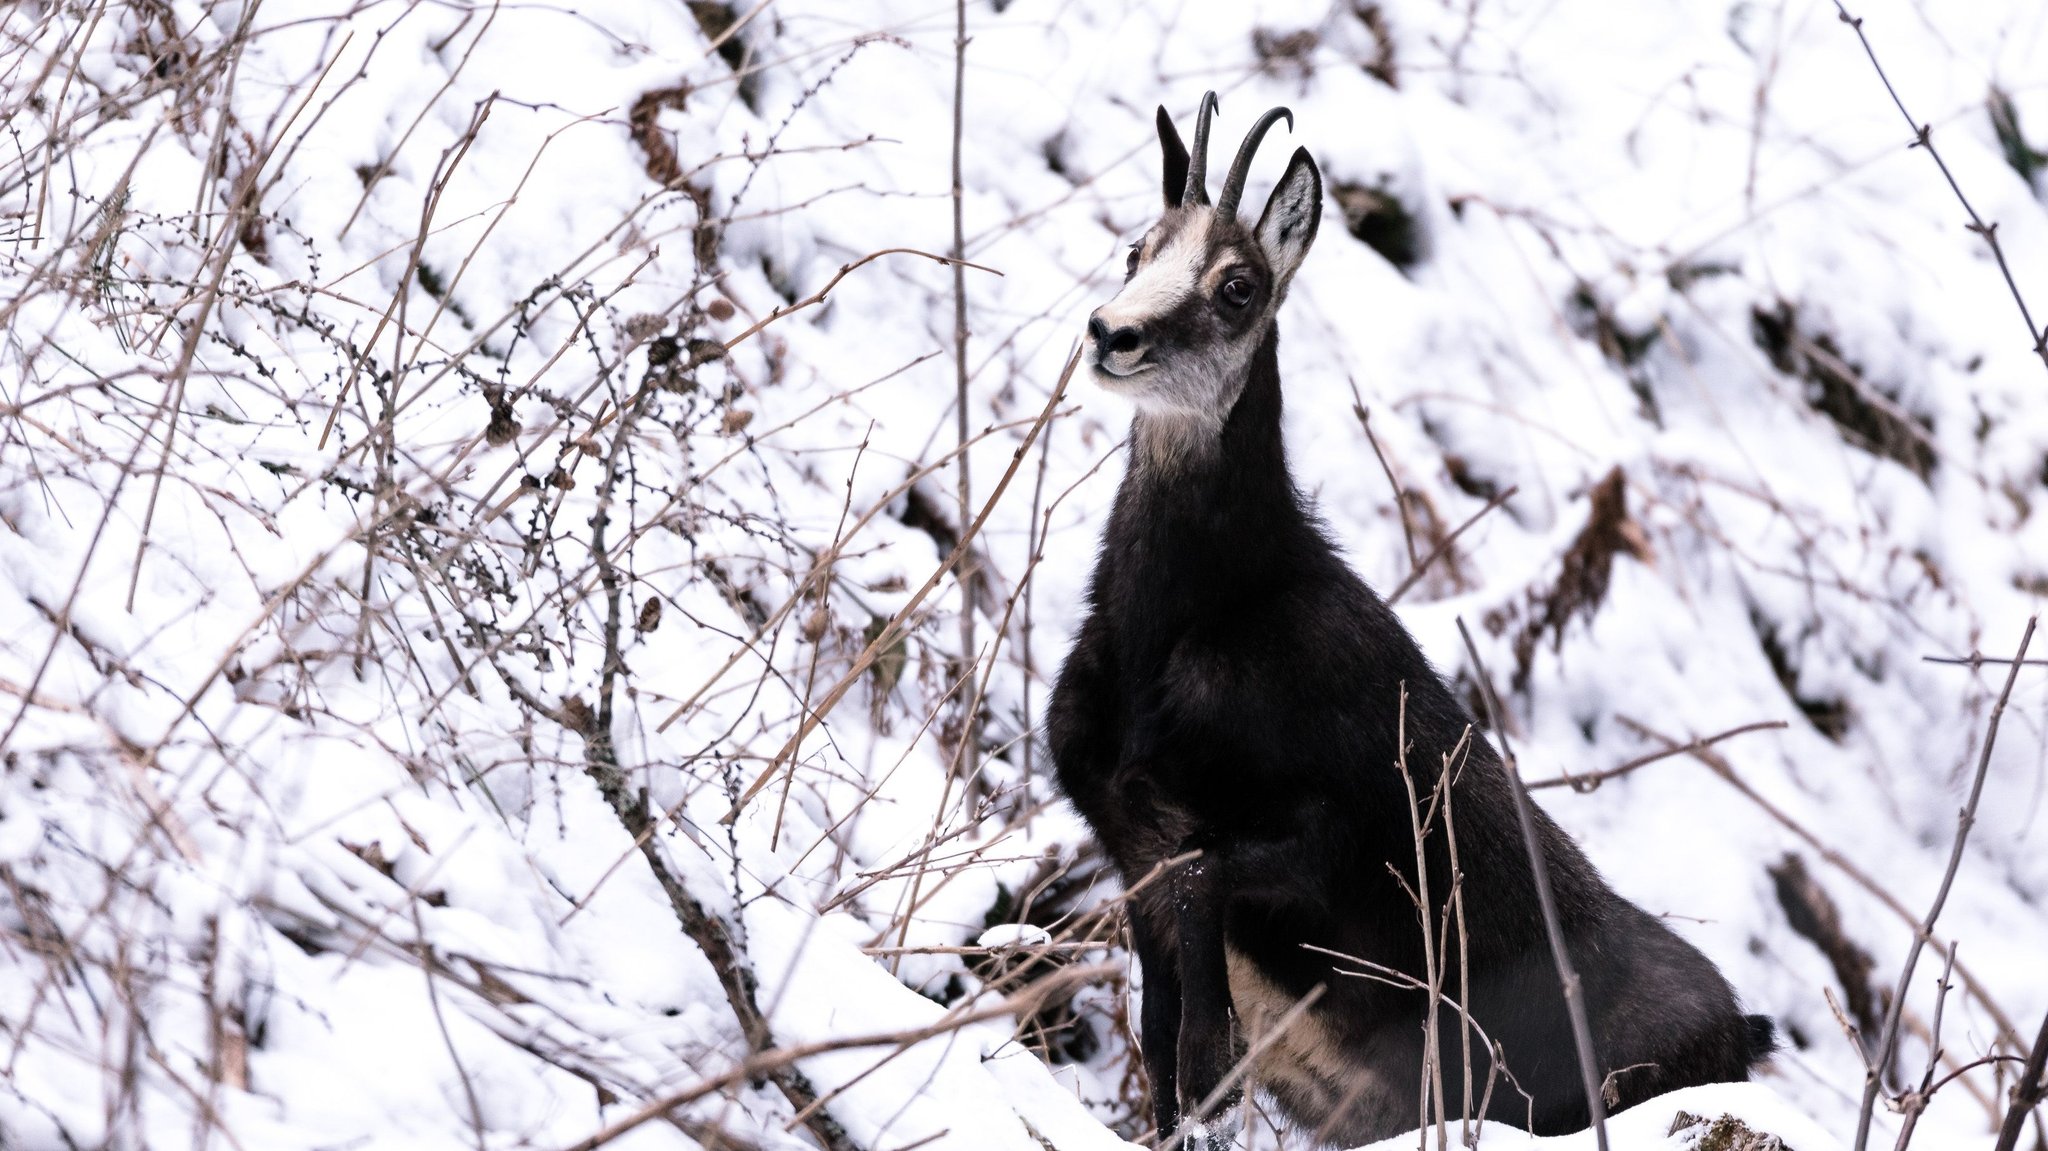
<box><xmin>1047</xmin><ymin>94</ymin><xmax>1772</xmax><ymax>1150</ymax></box>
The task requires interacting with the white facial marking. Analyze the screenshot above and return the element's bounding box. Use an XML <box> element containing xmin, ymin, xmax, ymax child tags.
<box><xmin>1082</xmin><ymin>211</ymin><xmax>1280</xmax><ymax>472</ymax></box>
<box><xmin>1093</xmin><ymin>216</ymin><xmax>1210</xmax><ymax>337</ymax></box>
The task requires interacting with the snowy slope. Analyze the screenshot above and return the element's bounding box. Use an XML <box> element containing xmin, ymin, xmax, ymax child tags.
<box><xmin>1356</xmin><ymin>1082</ymin><xmax>1846</xmax><ymax>1150</ymax></box>
<box><xmin>1</xmin><ymin>0</ymin><xmax>2045</xmax><ymax>1148</ymax></box>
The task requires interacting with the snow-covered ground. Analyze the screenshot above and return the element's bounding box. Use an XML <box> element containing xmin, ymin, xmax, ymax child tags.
<box><xmin>2</xmin><ymin>0</ymin><xmax>2045</xmax><ymax>1148</ymax></box>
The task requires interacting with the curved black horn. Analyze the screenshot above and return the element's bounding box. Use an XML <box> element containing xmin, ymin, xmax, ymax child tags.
<box><xmin>1181</xmin><ymin>91</ymin><xmax>1220</xmax><ymax>207</ymax></box>
<box><xmin>1215</xmin><ymin>106</ymin><xmax>1294</xmax><ymax>219</ymax></box>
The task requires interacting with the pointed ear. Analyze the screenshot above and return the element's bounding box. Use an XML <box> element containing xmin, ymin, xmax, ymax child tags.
<box><xmin>1157</xmin><ymin>106</ymin><xmax>1190</xmax><ymax>209</ymax></box>
<box><xmin>1255</xmin><ymin>146</ymin><xmax>1322</xmax><ymax>286</ymax></box>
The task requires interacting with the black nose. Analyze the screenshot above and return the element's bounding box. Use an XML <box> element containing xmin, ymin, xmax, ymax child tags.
<box><xmin>1087</xmin><ymin>315</ymin><xmax>1141</xmax><ymax>355</ymax></box>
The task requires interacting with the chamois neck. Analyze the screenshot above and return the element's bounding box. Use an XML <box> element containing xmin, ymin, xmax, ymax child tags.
<box><xmin>1125</xmin><ymin>328</ymin><xmax>1290</xmax><ymax>497</ymax></box>
<box><xmin>1111</xmin><ymin>329</ymin><xmax>1313</xmax><ymax>604</ymax></box>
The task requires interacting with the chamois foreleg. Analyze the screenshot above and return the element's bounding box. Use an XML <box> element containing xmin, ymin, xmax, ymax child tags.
<box><xmin>1128</xmin><ymin>902</ymin><xmax>1186</xmax><ymax>1141</ymax></box>
<box><xmin>1168</xmin><ymin>851</ymin><xmax>1240</xmax><ymax>1151</ymax></box>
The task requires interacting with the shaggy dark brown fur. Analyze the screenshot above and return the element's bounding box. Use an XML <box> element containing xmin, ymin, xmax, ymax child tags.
<box><xmin>1049</xmin><ymin>95</ymin><xmax>1772</xmax><ymax>1150</ymax></box>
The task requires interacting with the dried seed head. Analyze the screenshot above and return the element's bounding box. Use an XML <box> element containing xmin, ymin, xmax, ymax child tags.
<box><xmin>801</xmin><ymin>604</ymin><xmax>831</xmax><ymax>643</ymax></box>
<box><xmin>623</xmin><ymin>312</ymin><xmax>668</xmax><ymax>344</ymax></box>
<box><xmin>685</xmin><ymin>338</ymin><xmax>729</xmax><ymax>369</ymax></box>
<box><xmin>485</xmin><ymin>400</ymin><xmax>518</xmax><ymax>446</ymax></box>
<box><xmin>557</xmin><ymin>695</ymin><xmax>594</xmax><ymax>734</ymax></box>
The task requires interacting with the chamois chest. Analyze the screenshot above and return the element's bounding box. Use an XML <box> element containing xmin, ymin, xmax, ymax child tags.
<box><xmin>1053</xmin><ymin>440</ymin><xmax>1386</xmax><ymax>862</ymax></box>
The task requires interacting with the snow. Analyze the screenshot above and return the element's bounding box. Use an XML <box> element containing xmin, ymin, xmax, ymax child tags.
<box><xmin>978</xmin><ymin>922</ymin><xmax>1055</xmax><ymax>949</ymax></box>
<box><xmin>2</xmin><ymin>0</ymin><xmax>2046</xmax><ymax>1148</ymax></box>
<box><xmin>1355</xmin><ymin>1082</ymin><xmax>1844</xmax><ymax>1150</ymax></box>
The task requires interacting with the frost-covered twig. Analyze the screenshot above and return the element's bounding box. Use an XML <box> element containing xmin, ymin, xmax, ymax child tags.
<box><xmin>1854</xmin><ymin>615</ymin><xmax>2036</xmax><ymax>1151</ymax></box>
<box><xmin>1456</xmin><ymin>618</ymin><xmax>1610</xmax><ymax>1151</ymax></box>
<box><xmin>1830</xmin><ymin>1</ymin><xmax>2048</xmax><ymax>376</ymax></box>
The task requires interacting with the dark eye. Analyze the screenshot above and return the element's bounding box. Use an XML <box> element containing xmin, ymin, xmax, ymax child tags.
<box><xmin>1124</xmin><ymin>245</ymin><xmax>1141</xmax><ymax>278</ymax></box>
<box><xmin>1221</xmin><ymin>277</ymin><xmax>1254</xmax><ymax>307</ymax></box>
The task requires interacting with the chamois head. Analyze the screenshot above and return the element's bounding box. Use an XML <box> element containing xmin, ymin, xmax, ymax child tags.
<box><xmin>1085</xmin><ymin>92</ymin><xmax>1323</xmax><ymax>438</ymax></box>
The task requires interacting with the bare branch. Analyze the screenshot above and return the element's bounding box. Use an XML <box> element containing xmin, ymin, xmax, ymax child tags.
<box><xmin>1352</xmin><ymin>395</ymin><xmax>1421</xmax><ymax>570</ymax></box>
<box><xmin>1524</xmin><ymin>720</ymin><xmax>1788</xmax><ymax>792</ymax></box>
<box><xmin>717</xmin><ymin>246</ymin><xmax>1002</xmax><ymax>357</ymax></box>
<box><xmin>1854</xmin><ymin>615</ymin><xmax>2036</xmax><ymax>1151</ymax></box>
<box><xmin>1993</xmin><ymin>1007</ymin><xmax>2048</xmax><ymax>1151</ymax></box>
<box><xmin>1619</xmin><ymin>715</ymin><xmax>2028</xmax><ymax>1055</ymax></box>
<box><xmin>1922</xmin><ymin>653</ymin><xmax>2048</xmax><ymax>670</ymax></box>
<box><xmin>719</xmin><ymin>346</ymin><xmax>1080</xmax><ymax>823</ymax></box>
<box><xmin>1455</xmin><ymin>618</ymin><xmax>1609</xmax><ymax>1151</ymax></box>
<box><xmin>948</xmin><ymin>0</ymin><xmax>979</xmax><ymax>779</ymax></box>
<box><xmin>1386</xmin><ymin>485</ymin><xmax>1519</xmax><ymax>606</ymax></box>
<box><xmin>1892</xmin><ymin>942</ymin><xmax>1959</xmax><ymax>1151</ymax></box>
<box><xmin>1830</xmin><ymin>1</ymin><xmax>2048</xmax><ymax>375</ymax></box>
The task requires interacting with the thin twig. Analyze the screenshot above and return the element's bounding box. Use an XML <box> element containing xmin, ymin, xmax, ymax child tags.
<box><xmin>1386</xmin><ymin>486</ymin><xmax>1519</xmax><ymax>606</ymax></box>
<box><xmin>1923</xmin><ymin>654</ymin><xmax>2048</xmax><ymax>670</ymax></box>
<box><xmin>410</xmin><ymin>900</ymin><xmax>488</xmax><ymax>1151</ymax></box>
<box><xmin>654</xmin><ymin>406</ymin><xmax>1059</xmax><ymax>734</ymax></box>
<box><xmin>717</xmin><ymin>246</ymin><xmax>1001</xmax><ymax>357</ymax></box>
<box><xmin>860</xmin><ymin>942</ymin><xmax>1107</xmax><ymax>957</ymax></box>
<box><xmin>1300</xmin><ymin>942</ymin><xmax>1536</xmax><ymax>1127</ymax></box>
<box><xmin>1442</xmin><ymin>738</ymin><xmax>1479</xmax><ymax>1146</ymax></box>
<box><xmin>1455</xmin><ymin>618</ymin><xmax>1608</xmax><ymax>1151</ymax></box>
<box><xmin>316</xmin><ymin>94</ymin><xmax>495</xmax><ymax>450</ymax></box>
<box><xmin>1019</xmin><ymin>394</ymin><xmax>1058</xmax><ymax>787</ymax></box>
<box><xmin>1892</xmin><ymin>942</ymin><xmax>1958</xmax><ymax>1151</ymax></box>
<box><xmin>1830</xmin><ymin>1</ymin><xmax>2048</xmax><ymax>375</ymax></box>
<box><xmin>1352</xmin><ymin>394</ymin><xmax>1420</xmax><ymax>570</ymax></box>
<box><xmin>1185</xmin><ymin>983</ymin><xmax>1329</xmax><ymax>1139</ymax></box>
<box><xmin>1619</xmin><ymin>715</ymin><xmax>2026</xmax><ymax>1059</ymax></box>
<box><xmin>1392</xmin><ymin>687</ymin><xmax>1449</xmax><ymax>1146</ymax></box>
<box><xmin>1854</xmin><ymin>615</ymin><xmax>2036</xmax><ymax>1151</ymax></box>
<box><xmin>720</xmin><ymin>347</ymin><xmax>1080</xmax><ymax>823</ymax></box>
<box><xmin>1825</xmin><ymin>985</ymin><xmax>1878</xmax><ymax>1077</ymax></box>
<box><xmin>948</xmin><ymin>0</ymin><xmax>979</xmax><ymax>781</ymax></box>
<box><xmin>1524</xmin><ymin>720</ymin><xmax>1788</xmax><ymax>792</ymax></box>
